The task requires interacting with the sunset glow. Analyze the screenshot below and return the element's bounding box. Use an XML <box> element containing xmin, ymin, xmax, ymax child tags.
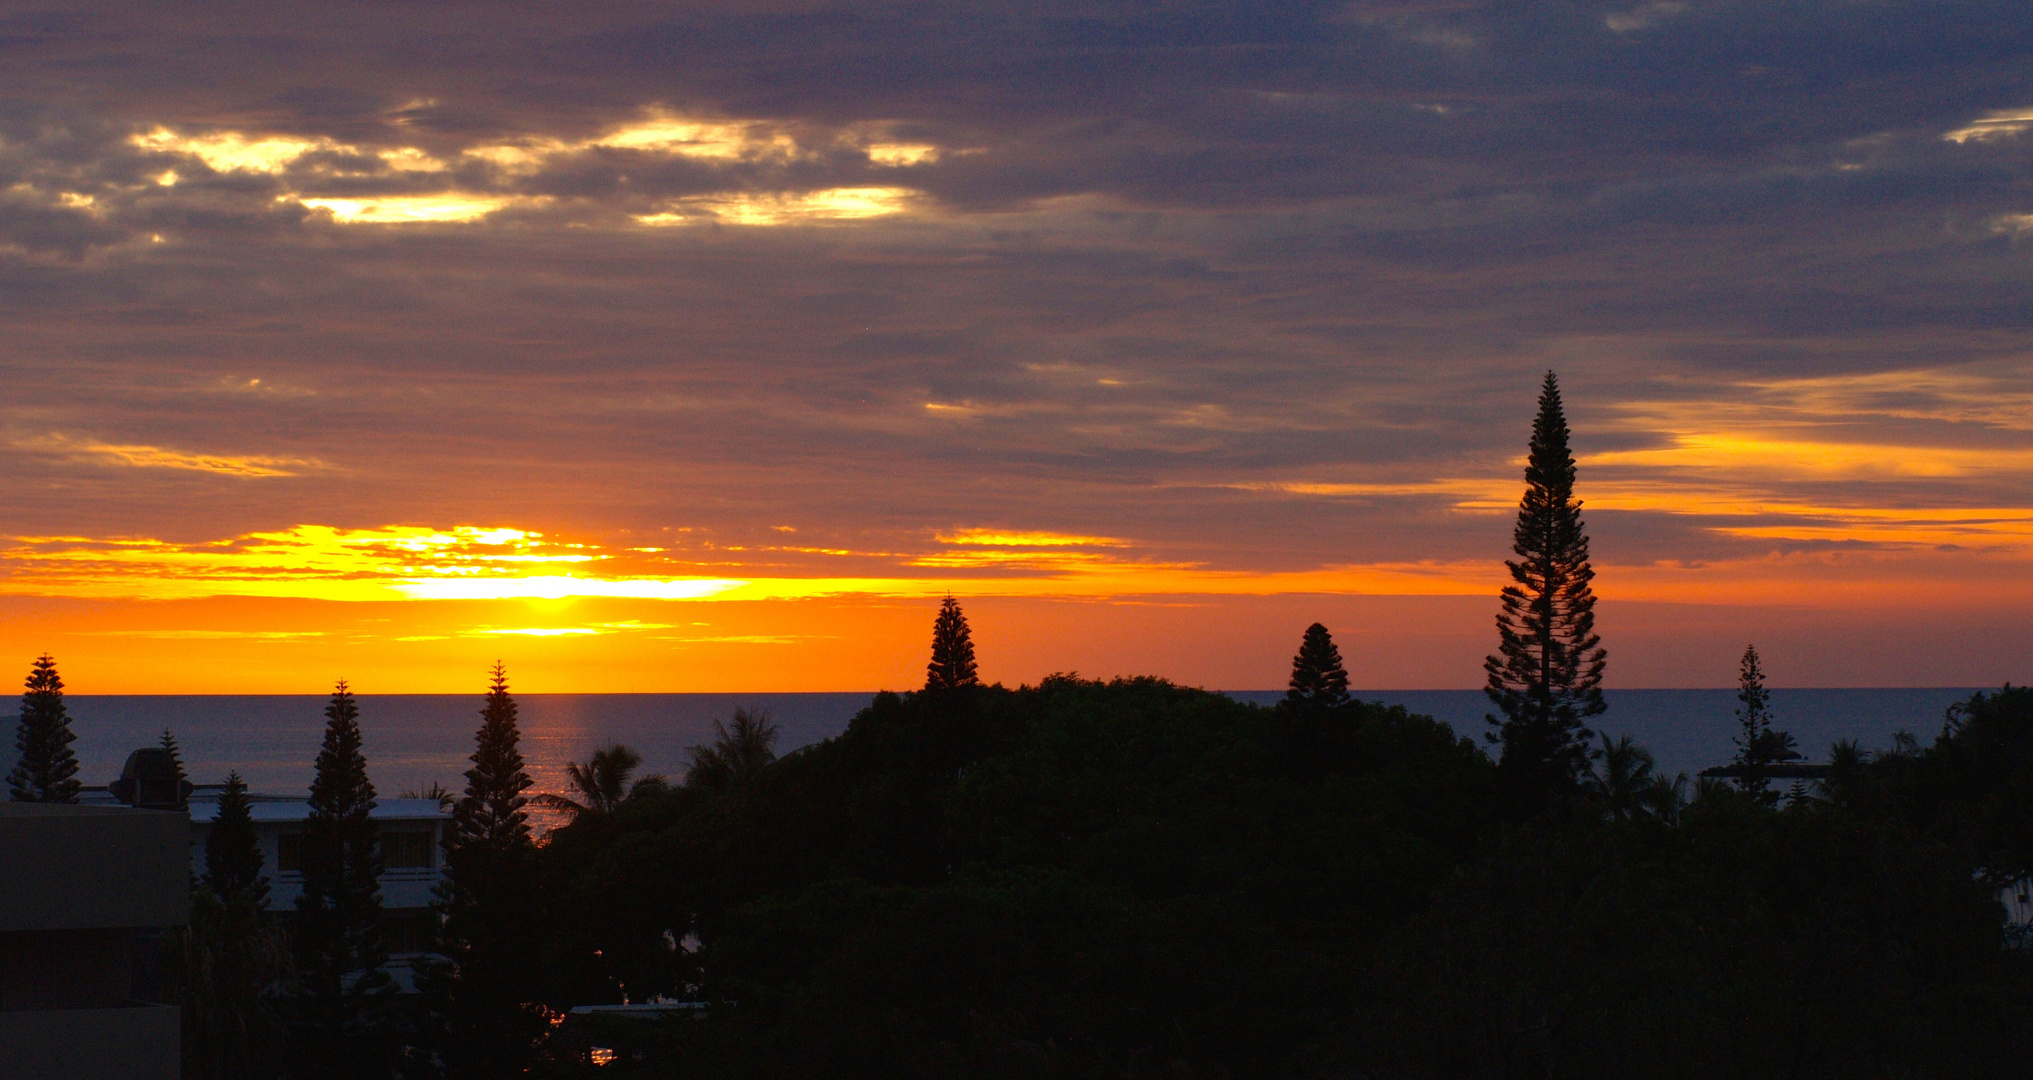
<box><xmin>3</xmin><ymin>4</ymin><xmax>2031</xmax><ymax>691</ymax></box>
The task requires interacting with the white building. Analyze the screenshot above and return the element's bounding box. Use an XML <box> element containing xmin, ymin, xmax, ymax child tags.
<box><xmin>186</xmin><ymin>794</ymin><xmax>452</xmax><ymax>956</ymax></box>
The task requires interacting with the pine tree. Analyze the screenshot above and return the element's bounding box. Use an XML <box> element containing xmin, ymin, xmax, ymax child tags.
<box><xmin>925</xmin><ymin>596</ymin><xmax>980</xmax><ymax>690</ymax></box>
<box><xmin>1484</xmin><ymin>372</ymin><xmax>1608</xmax><ymax>817</ymax></box>
<box><xmin>205</xmin><ymin>771</ymin><xmax>269</xmax><ymax>909</ymax></box>
<box><xmin>1731</xmin><ymin>645</ymin><xmax>1800</xmax><ymax>807</ymax></box>
<box><xmin>292</xmin><ymin>680</ymin><xmax>395</xmax><ymax>1076</ymax></box>
<box><xmin>160</xmin><ymin>727</ymin><xmax>190</xmax><ymax>810</ymax></box>
<box><xmin>9</xmin><ymin>654</ymin><xmax>80</xmax><ymax>803</ymax></box>
<box><xmin>451</xmin><ymin>662</ymin><xmax>534</xmax><ymax>853</ymax></box>
<box><xmin>1284</xmin><ymin>623</ymin><xmax>1351</xmax><ymax>710</ymax></box>
<box><xmin>439</xmin><ymin>662</ymin><xmax>545</xmax><ymax>1078</ymax></box>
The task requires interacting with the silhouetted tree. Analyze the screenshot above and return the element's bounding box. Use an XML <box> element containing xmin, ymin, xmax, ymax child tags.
<box><xmin>1485</xmin><ymin>371</ymin><xmax>1608</xmax><ymax>817</ymax></box>
<box><xmin>9</xmin><ymin>653</ymin><xmax>80</xmax><ymax>803</ymax></box>
<box><xmin>206</xmin><ymin>772</ymin><xmax>269</xmax><ymax>908</ymax></box>
<box><xmin>1585</xmin><ymin>733</ymin><xmax>1683</xmax><ymax>822</ymax></box>
<box><xmin>161</xmin><ymin>727</ymin><xmax>190</xmax><ymax>811</ymax></box>
<box><xmin>1284</xmin><ymin>623</ymin><xmax>1351</xmax><ymax>709</ymax></box>
<box><xmin>181</xmin><ymin>771</ymin><xmax>288</xmax><ymax>1078</ymax></box>
<box><xmin>685</xmin><ymin>708</ymin><xmax>779</xmax><ymax>792</ymax></box>
<box><xmin>925</xmin><ymin>596</ymin><xmax>980</xmax><ymax>689</ymax></box>
<box><xmin>438</xmin><ymin>663</ymin><xmax>546</xmax><ymax>1078</ymax></box>
<box><xmin>535</xmin><ymin>743</ymin><xmax>662</xmax><ymax>819</ymax></box>
<box><xmin>292</xmin><ymin>681</ymin><xmax>396</xmax><ymax>1077</ymax></box>
<box><xmin>1731</xmin><ymin>645</ymin><xmax>1801</xmax><ymax>806</ymax></box>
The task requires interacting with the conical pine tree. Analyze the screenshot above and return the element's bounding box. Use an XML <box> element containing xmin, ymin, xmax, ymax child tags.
<box><xmin>160</xmin><ymin>727</ymin><xmax>190</xmax><ymax>810</ymax></box>
<box><xmin>439</xmin><ymin>663</ymin><xmax>545</xmax><ymax>1079</ymax></box>
<box><xmin>451</xmin><ymin>662</ymin><xmax>534</xmax><ymax>853</ymax></box>
<box><xmin>292</xmin><ymin>681</ymin><xmax>394</xmax><ymax>1076</ymax></box>
<box><xmin>925</xmin><ymin>596</ymin><xmax>980</xmax><ymax>690</ymax></box>
<box><xmin>1484</xmin><ymin>372</ymin><xmax>1608</xmax><ymax>817</ymax></box>
<box><xmin>1731</xmin><ymin>644</ymin><xmax>1799</xmax><ymax>806</ymax></box>
<box><xmin>205</xmin><ymin>771</ymin><xmax>269</xmax><ymax>909</ymax></box>
<box><xmin>9</xmin><ymin>654</ymin><xmax>80</xmax><ymax>803</ymax></box>
<box><xmin>1285</xmin><ymin>623</ymin><xmax>1351</xmax><ymax>709</ymax></box>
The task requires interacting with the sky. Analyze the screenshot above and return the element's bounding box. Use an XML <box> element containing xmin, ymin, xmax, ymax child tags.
<box><xmin>2</xmin><ymin>0</ymin><xmax>2032</xmax><ymax>692</ymax></box>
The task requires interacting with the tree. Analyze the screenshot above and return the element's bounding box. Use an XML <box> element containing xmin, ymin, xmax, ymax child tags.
<box><xmin>182</xmin><ymin>772</ymin><xmax>288</xmax><ymax>1078</ymax></box>
<box><xmin>438</xmin><ymin>662</ymin><xmax>546</xmax><ymax>1078</ymax></box>
<box><xmin>292</xmin><ymin>681</ymin><xmax>395</xmax><ymax>1076</ymax></box>
<box><xmin>925</xmin><ymin>596</ymin><xmax>980</xmax><ymax>690</ymax></box>
<box><xmin>534</xmin><ymin>743</ymin><xmax>663</xmax><ymax>819</ymax></box>
<box><xmin>206</xmin><ymin>772</ymin><xmax>269</xmax><ymax>908</ymax></box>
<box><xmin>161</xmin><ymin>728</ymin><xmax>190</xmax><ymax>811</ymax></box>
<box><xmin>685</xmin><ymin>708</ymin><xmax>778</xmax><ymax>792</ymax></box>
<box><xmin>1484</xmin><ymin>371</ymin><xmax>1608</xmax><ymax>817</ymax></box>
<box><xmin>1284</xmin><ymin>623</ymin><xmax>1351</xmax><ymax>710</ymax></box>
<box><xmin>1584</xmin><ymin>733</ymin><xmax>1683</xmax><ymax>822</ymax></box>
<box><xmin>9</xmin><ymin>653</ymin><xmax>80</xmax><ymax>803</ymax></box>
<box><xmin>1731</xmin><ymin>645</ymin><xmax>1801</xmax><ymax>806</ymax></box>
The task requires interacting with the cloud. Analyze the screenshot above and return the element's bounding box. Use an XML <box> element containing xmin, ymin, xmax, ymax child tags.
<box><xmin>0</xmin><ymin>0</ymin><xmax>2026</xmax><ymax>688</ymax></box>
<box><xmin>13</xmin><ymin>435</ymin><xmax>318</xmax><ymax>477</ymax></box>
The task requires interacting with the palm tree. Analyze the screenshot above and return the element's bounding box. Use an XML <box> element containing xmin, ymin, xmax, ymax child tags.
<box><xmin>1585</xmin><ymin>733</ymin><xmax>1684</xmax><ymax>822</ymax></box>
<box><xmin>533</xmin><ymin>744</ymin><xmax>663</xmax><ymax>819</ymax></box>
<box><xmin>685</xmin><ymin>708</ymin><xmax>778</xmax><ymax>792</ymax></box>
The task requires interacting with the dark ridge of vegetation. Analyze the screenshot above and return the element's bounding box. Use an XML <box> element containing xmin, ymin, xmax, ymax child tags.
<box><xmin>523</xmin><ymin>683</ymin><xmax>2033</xmax><ymax>1079</ymax></box>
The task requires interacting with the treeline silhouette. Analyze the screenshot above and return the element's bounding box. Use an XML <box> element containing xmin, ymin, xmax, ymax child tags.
<box><xmin>10</xmin><ymin>372</ymin><xmax>2033</xmax><ymax>1078</ymax></box>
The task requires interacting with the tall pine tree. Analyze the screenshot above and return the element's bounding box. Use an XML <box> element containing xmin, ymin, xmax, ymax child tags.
<box><xmin>925</xmin><ymin>596</ymin><xmax>980</xmax><ymax>690</ymax></box>
<box><xmin>1731</xmin><ymin>644</ymin><xmax>1800</xmax><ymax>806</ymax></box>
<box><xmin>292</xmin><ymin>680</ymin><xmax>395</xmax><ymax>1077</ymax></box>
<box><xmin>438</xmin><ymin>662</ymin><xmax>545</xmax><ymax>1078</ymax></box>
<box><xmin>9</xmin><ymin>653</ymin><xmax>80</xmax><ymax>803</ymax></box>
<box><xmin>1485</xmin><ymin>372</ymin><xmax>1608</xmax><ymax>818</ymax></box>
<box><xmin>206</xmin><ymin>771</ymin><xmax>269</xmax><ymax>908</ymax></box>
<box><xmin>161</xmin><ymin>727</ymin><xmax>191</xmax><ymax>810</ymax></box>
<box><xmin>1284</xmin><ymin>623</ymin><xmax>1352</xmax><ymax>709</ymax></box>
<box><xmin>181</xmin><ymin>771</ymin><xmax>289</xmax><ymax>1079</ymax></box>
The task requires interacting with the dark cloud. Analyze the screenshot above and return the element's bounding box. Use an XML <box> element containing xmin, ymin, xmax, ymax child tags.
<box><xmin>0</xmin><ymin>0</ymin><xmax>2026</xmax><ymax>599</ymax></box>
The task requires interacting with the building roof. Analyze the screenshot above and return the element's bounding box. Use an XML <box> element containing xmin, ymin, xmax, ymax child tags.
<box><xmin>186</xmin><ymin>797</ymin><xmax>450</xmax><ymax>824</ymax></box>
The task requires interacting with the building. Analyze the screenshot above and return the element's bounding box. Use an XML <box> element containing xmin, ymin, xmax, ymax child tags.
<box><xmin>88</xmin><ymin>747</ymin><xmax>454</xmax><ymax>965</ymax></box>
<box><xmin>185</xmin><ymin>793</ymin><xmax>452</xmax><ymax>957</ymax></box>
<box><xmin>0</xmin><ymin>803</ymin><xmax>189</xmax><ymax>1080</ymax></box>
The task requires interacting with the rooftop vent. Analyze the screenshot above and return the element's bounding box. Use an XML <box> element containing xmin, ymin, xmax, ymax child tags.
<box><xmin>109</xmin><ymin>748</ymin><xmax>193</xmax><ymax>810</ymax></box>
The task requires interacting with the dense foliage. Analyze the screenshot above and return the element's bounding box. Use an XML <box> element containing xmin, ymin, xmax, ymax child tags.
<box><xmin>519</xmin><ymin>681</ymin><xmax>2033</xmax><ymax>1079</ymax></box>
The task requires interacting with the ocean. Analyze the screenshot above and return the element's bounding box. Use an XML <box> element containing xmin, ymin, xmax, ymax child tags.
<box><xmin>55</xmin><ymin>688</ymin><xmax>1992</xmax><ymax>815</ymax></box>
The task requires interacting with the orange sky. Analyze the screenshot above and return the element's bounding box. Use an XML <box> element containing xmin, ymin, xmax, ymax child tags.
<box><xmin>6</xmin><ymin>9</ymin><xmax>2033</xmax><ymax>690</ymax></box>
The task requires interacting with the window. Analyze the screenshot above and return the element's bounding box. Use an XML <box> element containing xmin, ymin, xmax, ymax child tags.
<box><xmin>381</xmin><ymin>830</ymin><xmax>435</xmax><ymax>870</ymax></box>
<box><xmin>381</xmin><ymin>910</ymin><xmax>438</xmax><ymax>955</ymax></box>
<box><xmin>277</xmin><ymin>832</ymin><xmax>302</xmax><ymax>874</ymax></box>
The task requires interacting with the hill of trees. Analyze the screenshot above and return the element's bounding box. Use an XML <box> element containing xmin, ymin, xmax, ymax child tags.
<box><xmin>525</xmin><ymin>668</ymin><xmax>2033</xmax><ymax>1079</ymax></box>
